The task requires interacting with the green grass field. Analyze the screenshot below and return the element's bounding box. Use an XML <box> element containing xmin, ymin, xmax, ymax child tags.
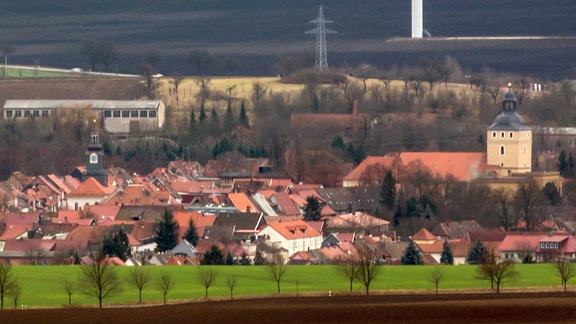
<box><xmin>5</xmin><ymin>264</ymin><xmax>568</xmax><ymax>308</ymax></box>
<box><xmin>1</xmin><ymin>67</ymin><xmax>77</xmax><ymax>78</ymax></box>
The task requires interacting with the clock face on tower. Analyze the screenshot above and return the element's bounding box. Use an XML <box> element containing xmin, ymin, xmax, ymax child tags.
<box><xmin>89</xmin><ymin>153</ymin><xmax>98</xmax><ymax>164</ymax></box>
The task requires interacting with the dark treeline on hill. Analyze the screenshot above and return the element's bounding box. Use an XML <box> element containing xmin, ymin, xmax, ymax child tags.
<box><xmin>0</xmin><ymin>1</ymin><xmax>574</xmax><ymax>79</ymax></box>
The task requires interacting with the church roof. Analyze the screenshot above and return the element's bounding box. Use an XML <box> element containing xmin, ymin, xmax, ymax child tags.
<box><xmin>488</xmin><ymin>88</ymin><xmax>531</xmax><ymax>131</ymax></box>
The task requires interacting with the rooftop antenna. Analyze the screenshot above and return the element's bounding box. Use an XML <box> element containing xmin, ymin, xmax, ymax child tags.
<box><xmin>306</xmin><ymin>5</ymin><xmax>337</xmax><ymax>70</ymax></box>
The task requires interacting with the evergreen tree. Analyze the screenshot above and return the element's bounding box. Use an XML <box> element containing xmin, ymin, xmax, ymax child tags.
<box><xmin>400</xmin><ymin>240</ymin><xmax>423</xmax><ymax>265</ymax></box>
<box><xmin>239</xmin><ymin>100</ymin><xmax>249</xmax><ymax>128</ymax></box>
<box><xmin>199</xmin><ymin>102</ymin><xmax>207</xmax><ymax>121</ymax></box>
<box><xmin>331</xmin><ymin>135</ymin><xmax>345</xmax><ymax>150</ymax></box>
<box><xmin>239</xmin><ymin>252</ymin><xmax>251</xmax><ymax>265</ymax></box>
<box><xmin>225</xmin><ymin>252</ymin><xmax>235</xmax><ymax>265</ymax></box>
<box><xmin>182</xmin><ymin>217</ymin><xmax>199</xmax><ymax>246</ymax></box>
<box><xmin>223</xmin><ymin>100</ymin><xmax>235</xmax><ymax>131</ymax></box>
<box><xmin>254</xmin><ymin>249</ymin><xmax>265</xmax><ymax>265</ymax></box>
<box><xmin>101</xmin><ymin>228</ymin><xmax>131</xmax><ymax>261</ymax></box>
<box><xmin>201</xmin><ymin>245</ymin><xmax>225</xmax><ymax>265</ymax></box>
<box><xmin>466</xmin><ymin>240</ymin><xmax>488</xmax><ymax>264</ymax></box>
<box><xmin>154</xmin><ymin>209</ymin><xmax>179</xmax><ymax>253</ymax></box>
<box><xmin>440</xmin><ymin>240</ymin><xmax>454</xmax><ymax>265</ymax></box>
<box><xmin>379</xmin><ymin>170</ymin><xmax>396</xmax><ymax>211</ymax></box>
<box><xmin>303</xmin><ymin>196</ymin><xmax>326</xmax><ymax>221</ymax></box>
<box><xmin>543</xmin><ymin>182</ymin><xmax>561</xmax><ymax>206</ymax></box>
<box><xmin>188</xmin><ymin>108</ymin><xmax>196</xmax><ymax>133</ymax></box>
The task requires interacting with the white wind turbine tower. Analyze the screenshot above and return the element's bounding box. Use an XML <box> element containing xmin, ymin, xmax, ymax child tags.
<box><xmin>412</xmin><ymin>0</ymin><xmax>423</xmax><ymax>38</ymax></box>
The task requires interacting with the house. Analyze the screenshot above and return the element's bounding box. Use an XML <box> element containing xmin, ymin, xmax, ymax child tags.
<box><xmin>257</xmin><ymin>220</ymin><xmax>323</xmax><ymax>258</ymax></box>
<box><xmin>498</xmin><ymin>233</ymin><xmax>576</xmax><ymax>263</ymax></box>
<box><xmin>205</xmin><ymin>212</ymin><xmax>266</xmax><ymax>242</ymax></box>
<box><xmin>171</xmin><ymin>239</ymin><xmax>197</xmax><ymax>257</ymax></box>
<box><xmin>227</xmin><ymin>192</ymin><xmax>260</xmax><ymax>213</ymax></box>
<box><xmin>65</xmin><ymin>177</ymin><xmax>111</xmax><ymax>210</ymax></box>
<box><xmin>432</xmin><ymin>220</ymin><xmax>484</xmax><ymax>241</ymax></box>
<box><xmin>323</xmin><ymin>212</ymin><xmax>389</xmax><ymax>236</ymax></box>
<box><xmin>322</xmin><ymin>232</ymin><xmax>356</xmax><ymax>248</ymax></box>
<box><xmin>412</xmin><ymin>227</ymin><xmax>437</xmax><ymax>245</ymax></box>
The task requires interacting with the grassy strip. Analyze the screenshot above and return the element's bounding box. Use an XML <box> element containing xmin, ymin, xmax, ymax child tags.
<box><xmin>7</xmin><ymin>263</ymin><xmax>566</xmax><ymax>308</ymax></box>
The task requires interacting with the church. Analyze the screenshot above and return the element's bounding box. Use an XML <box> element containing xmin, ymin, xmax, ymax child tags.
<box><xmin>343</xmin><ymin>84</ymin><xmax>562</xmax><ymax>194</ymax></box>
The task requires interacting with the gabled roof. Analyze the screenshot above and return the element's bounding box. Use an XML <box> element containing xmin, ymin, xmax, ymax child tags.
<box><xmin>262</xmin><ymin>220</ymin><xmax>321</xmax><ymax>240</ymax></box>
<box><xmin>68</xmin><ymin>177</ymin><xmax>109</xmax><ymax>197</ymax></box>
<box><xmin>323</xmin><ymin>212</ymin><xmax>389</xmax><ymax>229</ymax></box>
<box><xmin>412</xmin><ymin>228</ymin><xmax>437</xmax><ymax>241</ymax></box>
<box><xmin>102</xmin><ymin>184</ymin><xmax>162</xmax><ymax>206</ymax></box>
<box><xmin>432</xmin><ymin>220</ymin><xmax>484</xmax><ymax>240</ymax></box>
<box><xmin>251</xmin><ymin>193</ymin><xmax>277</xmax><ymax>216</ymax></box>
<box><xmin>227</xmin><ymin>192</ymin><xmax>260</xmax><ymax>213</ymax></box>
<box><xmin>315</xmin><ymin>187</ymin><xmax>379</xmax><ymax>213</ymax></box>
<box><xmin>84</xmin><ymin>205</ymin><xmax>121</xmax><ymax>222</ymax></box>
<box><xmin>271</xmin><ymin>192</ymin><xmax>301</xmax><ymax>216</ymax></box>
<box><xmin>344</xmin><ymin>152</ymin><xmax>491</xmax><ymax>182</ymax></box>
<box><xmin>171</xmin><ymin>239</ymin><xmax>197</xmax><ymax>256</ymax></box>
<box><xmin>0</xmin><ymin>224</ymin><xmax>32</xmax><ymax>240</ymax></box>
<box><xmin>6</xmin><ymin>212</ymin><xmax>40</xmax><ymax>225</ymax></box>
<box><xmin>129</xmin><ymin>220</ymin><xmax>156</xmax><ymax>241</ymax></box>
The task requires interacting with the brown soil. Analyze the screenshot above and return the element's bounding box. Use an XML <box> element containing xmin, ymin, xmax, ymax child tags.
<box><xmin>4</xmin><ymin>292</ymin><xmax>576</xmax><ymax>324</ymax></box>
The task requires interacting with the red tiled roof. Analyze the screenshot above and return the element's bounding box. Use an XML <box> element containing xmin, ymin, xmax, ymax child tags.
<box><xmin>412</xmin><ymin>228</ymin><xmax>437</xmax><ymax>241</ymax></box>
<box><xmin>0</xmin><ymin>224</ymin><xmax>31</xmax><ymax>240</ymax></box>
<box><xmin>271</xmin><ymin>192</ymin><xmax>301</xmax><ymax>216</ymax></box>
<box><xmin>68</xmin><ymin>177</ymin><xmax>109</xmax><ymax>197</ymax></box>
<box><xmin>344</xmin><ymin>152</ymin><xmax>492</xmax><ymax>182</ymax></box>
<box><xmin>264</xmin><ymin>220</ymin><xmax>321</xmax><ymax>240</ymax></box>
<box><xmin>228</xmin><ymin>192</ymin><xmax>260</xmax><ymax>213</ymax></box>
<box><xmin>85</xmin><ymin>205</ymin><xmax>121</xmax><ymax>221</ymax></box>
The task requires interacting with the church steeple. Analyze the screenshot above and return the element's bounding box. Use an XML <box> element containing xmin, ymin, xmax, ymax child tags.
<box><xmin>84</xmin><ymin>131</ymin><xmax>107</xmax><ymax>186</ymax></box>
<box><xmin>486</xmin><ymin>83</ymin><xmax>532</xmax><ymax>176</ymax></box>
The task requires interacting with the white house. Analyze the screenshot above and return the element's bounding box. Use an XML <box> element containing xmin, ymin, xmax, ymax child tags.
<box><xmin>65</xmin><ymin>177</ymin><xmax>110</xmax><ymax>210</ymax></box>
<box><xmin>257</xmin><ymin>220</ymin><xmax>323</xmax><ymax>259</ymax></box>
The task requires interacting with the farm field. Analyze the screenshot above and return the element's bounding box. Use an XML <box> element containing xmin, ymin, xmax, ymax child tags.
<box><xmin>7</xmin><ymin>264</ymin><xmax>570</xmax><ymax>308</ymax></box>
<box><xmin>3</xmin><ymin>293</ymin><xmax>576</xmax><ymax>324</ymax></box>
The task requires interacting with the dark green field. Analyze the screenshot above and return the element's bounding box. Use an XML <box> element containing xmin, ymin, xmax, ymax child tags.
<box><xmin>0</xmin><ymin>1</ymin><xmax>574</xmax><ymax>79</ymax></box>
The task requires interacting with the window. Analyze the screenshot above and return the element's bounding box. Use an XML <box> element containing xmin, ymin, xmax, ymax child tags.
<box><xmin>492</xmin><ymin>132</ymin><xmax>496</xmax><ymax>138</ymax></box>
<box><xmin>122</xmin><ymin>111</ymin><xmax>130</xmax><ymax>118</ymax></box>
<box><xmin>500</xmin><ymin>145</ymin><xmax>505</xmax><ymax>155</ymax></box>
<box><xmin>130</xmin><ymin>110</ymin><xmax>138</xmax><ymax>118</ymax></box>
<box><xmin>545</xmin><ymin>242</ymin><xmax>549</xmax><ymax>249</ymax></box>
<box><xmin>540</xmin><ymin>242</ymin><xmax>545</xmax><ymax>249</ymax></box>
<box><xmin>42</xmin><ymin>110</ymin><xmax>49</xmax><ymax>117</ymax></box>
<box><xmin>24</xmin><ymin>110</ymin><xmax>31</xmax><ymax>117</ymax></box>
<box><xmin>104</xmin><ymin>110</ymin><xmax>112</xmax><ymax>118</ymax></box>
<box><xmin>14</xmin><ymin>111</ymin><xmax>21</xmax><ymax>117</ymax></box>
<box><xmin>555</xmin><ymin>243</ymin><xmax>560</xmax><ymax>249</ymax></box>
<box><xmin>113</xmin><ymin>110</ymin><xmax>120</xmax><ymax>117</ymax></box>
<box><xmin>509</xmin><ymin>132</ymin><xmax>513</xmax><ymax>138</ymax></box>
<box><xmin>501</xmin><ymin>132</ymin><xmax>505</xmax><ymax>138</ymax></box>
<box><xmin>5</xmin><ymin>110</ymin><xmax>12</xmax><ymax>118</ymax></box>
<box><xmin>33</xmin><ymin>110</ymin><xmax>39</xmax><ymax>117</ymax></box>
<box><xmin>149</xmin><ymin>110</ymin><xmax>157</xmax><ymax>118</ymax></box>
<box><xmin>140</xmin><ymin>110</ymin><xmax>148</xmax><ymax>118</ymax></box>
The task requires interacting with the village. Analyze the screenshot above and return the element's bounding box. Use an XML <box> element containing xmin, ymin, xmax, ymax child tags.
<box><xmin>0</xmin><ymin>83</ymin><xmax>573</xmax><ymax>270</ymax></box>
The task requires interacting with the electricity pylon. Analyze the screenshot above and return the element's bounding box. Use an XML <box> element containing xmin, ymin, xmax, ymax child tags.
<box><xmin>306</xmin><ymin>5</ymin><xmax>337</xmax><ymax>70</ymax></box>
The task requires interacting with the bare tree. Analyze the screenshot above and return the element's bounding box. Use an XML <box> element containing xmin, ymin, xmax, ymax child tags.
<box><xmin>553</xmin><ymin>259</ymin><xmax>576</xmax><ymax>292</ymax></box>
<box><xmin>1</xmin><ymin>42</ymin><xmax>14</xmax><ymax>77</ymax></box>
<box><xmin>334</xmin><ymin>255</ymin><xmax>360</xmax><ymax>292</ymax></box>
<box><xmin>0</xmin><ymin>264</ymin><xmax>16</xmax><ymax>309</ymax></box>
<box><xmin>9</xmin><ymin>281</ymin><xmax>21</xmax><ymax>309</ymax></box>
<box><xmin>197</xmin><ymin>266</ymin><xmax>219</xmax><ymax>298</ymax></box>
<box><xmin>476</xmin><ymin>251</ymin><xmax>519</xmax><ymax>293</ymax></box>
<box><xmin>427</xmin><ymin>267</ymin><xmax>444</xmax><ymax>294</ymax></box>
<box><xmin>157</xmin><ymin>271</ymin><xmax>175</xmax><ymax>305</ymax></box>
<box><xmin>61</xmin><ymin>278</ymin><xmax>75</xmax><ymax>306</ymax></box>
<box><xmin>128</xmin><ymin>267</ymin><xmax>151</xmax><ymax>303</ymax></box>
<box><xmin>355</xmin><ymin>244</ymin><xmax>382</xmax><ymax>296</ymax></box>
<box><xmin>78</xmin><ymin>264</ymin><xmax>123</xmax><ymax>308</ymax></box>
<box><xmin>487</xmin><ymin>86</ymin><xmax>501</xmax><ymax>105</ymax></box>
<box><xmin>514</xmin><ymin>180</ymin><xmax>547</xmax><ymax>232</ymax></box>
<box><xmin>170</xmin><ymin>75</ymin><xmax>185</xmax><ymax>109</ymax></box>
<box><xmin>225</xmin><ymin>277</ymin><xmax>238</xmax><ymax>300</ymax></box>
<box><xmin>266</xmin><ymin>254</ymin><xmax>288</xmax><ymax>294</ymax></box>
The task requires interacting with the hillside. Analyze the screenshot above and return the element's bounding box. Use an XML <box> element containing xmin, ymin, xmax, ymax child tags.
<box><xmin>0</xmin><ymin>1</ymin><xmax>574</xmax><ymax>79</ymax></box>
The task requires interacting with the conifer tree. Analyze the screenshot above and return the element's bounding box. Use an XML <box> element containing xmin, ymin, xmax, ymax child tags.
<box><xmin>440</xmin><ymin>240</ymin><xmax>454</xmax><ymax>265</ymax></box>
<box><xmin>254</xmin><ymin>249</ymin><xmax>265</xmax><ymax>265</ymax></box>
<box><xmin>223</xmin><ymin>100</ymin><xmax>235</xmax><ymax>131</ymax></box>
<box><xmin>102</xmin><ymin>228</ymin><xmax>131</xmax><ymax>261</ymax></box>
<box><xmin>239</xmin><ymin>100</ymin><xmax>249</xmax><ymax>128</ymax></box>
<box><xmin>154</xmin><ymin>209</ymin><xmax>179</xmax><ymax>253</ymax></box>
<box><xmin>379</xmin><ymin>170</ymin><xmax>396</xmax><ymax>211</ymax></box>
<box><xmin>401</xmin><ymin>240</ymin><xmax>423</xmax><ymax>265</ymax></box>
<box><xmin>199</xmin><ymin>103</ymin><xmax>207</xmax><ymax>121</ymax></box>
<box><xmin>303</xmin><ymin>196</ymin><xmax>326</xmax><ymax>221</ymax></box>
<box><xmin>182</xmin><ymin>217</ymin><xmax>199</xmax><ymax>246</ymax></box>
<box><xmin>467</xmin><ymin>240</ymin><xmax>488</xmax><ymax>264</ymax></box>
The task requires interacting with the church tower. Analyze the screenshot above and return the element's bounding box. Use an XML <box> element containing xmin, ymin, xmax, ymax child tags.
<box><xmin>83</xmin><ymin>131</ymin><xmax>108</xmax><ymax>186</ymax></box>
<box><xmin>486</xmin><ymin>85</ymin><xmax>532</xmax><ymax>176</ymax></box>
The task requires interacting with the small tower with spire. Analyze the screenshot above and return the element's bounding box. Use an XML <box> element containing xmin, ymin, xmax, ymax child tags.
<box><xmin>486</xmin><ymin>83</ymin><xmax>532</xmax><ymax>176</ymax></box>
<box><xmin>83</xmin><ymin>130</ymin><xmax>108</xmax><ymax>186</ymax></box>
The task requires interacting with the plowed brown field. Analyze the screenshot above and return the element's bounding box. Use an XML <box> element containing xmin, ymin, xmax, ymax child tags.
<box><xmin>3</xmin><ymin>292</ymin><xmax>576</xmax><ymax>324</ymax></box>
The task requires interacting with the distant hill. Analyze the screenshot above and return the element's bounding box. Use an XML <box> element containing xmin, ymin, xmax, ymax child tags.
<box><xmin>0</xmin><ymin>0</ymin><xmax>574</xmax><ymax>79</ymax></box>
